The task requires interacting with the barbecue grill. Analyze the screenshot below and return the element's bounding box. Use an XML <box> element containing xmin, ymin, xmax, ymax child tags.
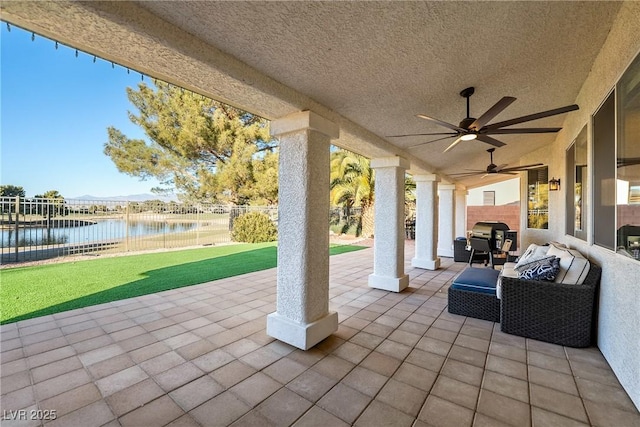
<box><xmin>468</xmin><ymin>221</ymin><xmax>517</xmax><ymax>267</ymax></box>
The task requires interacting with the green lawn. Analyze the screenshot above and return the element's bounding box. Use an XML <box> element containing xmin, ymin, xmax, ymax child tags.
<box><xmin>0</xmin><ymin>242</ymin><xmax>365</xmax><ymax>324</ymax></box>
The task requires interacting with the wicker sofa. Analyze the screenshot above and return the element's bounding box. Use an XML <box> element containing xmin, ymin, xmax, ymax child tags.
<box><xmin>500</xmin><ymin>262</ymin><xmax>601</xmax><ymax>347</ymax></box>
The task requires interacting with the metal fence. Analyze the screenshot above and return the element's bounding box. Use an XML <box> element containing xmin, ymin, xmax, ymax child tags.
<box><xmin>0</xmin><ymin>197</ymin><xmax>277</xmax><ymax>263</ymax></box>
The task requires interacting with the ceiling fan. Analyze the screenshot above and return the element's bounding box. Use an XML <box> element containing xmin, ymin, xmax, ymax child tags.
<box><xmin>448</xmin><ymin>148</ymin><xmax>543</xmax><ymax>178</ymax></box>
<box><xmin>388</xmin><ymin>87</ymin><xmax>579</xmax><ymax>152</ymax></box>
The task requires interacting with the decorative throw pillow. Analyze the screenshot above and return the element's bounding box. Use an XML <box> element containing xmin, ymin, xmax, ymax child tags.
<box><xmin>514</xmin><ymin>255</ymin><xmax>557</xmax><ymax>273</ymax></box>
<box><xmin>514</xmin><ymin>244</ymin><xmax>550</xmax><ymax>269</ymax></box>
<box><xmin>519</xmin><ymin>257</ymin><xmax>561</xmax><ymax>281</ymax></box>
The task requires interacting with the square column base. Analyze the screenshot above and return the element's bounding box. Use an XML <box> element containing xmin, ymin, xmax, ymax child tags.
<box><xmin>412</xmin><ymin>257</ymin><xmax>441</xmax><ymax>270</ymax></box>
<box><xmin>368</xmin><ymin>274</ymin><xmax>409</xmax><ymax>292</ymax></box>
<box><xmin>266</xmin><ymin>311</ymin><xmax>338</xmax><ymax>350</ymax></box>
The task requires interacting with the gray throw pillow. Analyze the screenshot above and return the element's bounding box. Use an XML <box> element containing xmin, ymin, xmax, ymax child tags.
<box><xmin>518</xmin><ymin>257</ymin><xmax>561</xmax><ymax>281</ymax></box>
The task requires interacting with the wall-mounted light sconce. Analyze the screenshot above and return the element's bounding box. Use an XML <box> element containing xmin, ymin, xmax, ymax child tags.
<box><xmin>549</xmin><ymin>177</ymin><xmax>561</xmax><ymax>191</ymax></box>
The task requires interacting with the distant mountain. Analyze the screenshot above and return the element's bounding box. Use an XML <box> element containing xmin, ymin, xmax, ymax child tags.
<box><xmin>70</xmin><ymin>193</ymin><xmax>179</xmax><ymax>202</ymax></box>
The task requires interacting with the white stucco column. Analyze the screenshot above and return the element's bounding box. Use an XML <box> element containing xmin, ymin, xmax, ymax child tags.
<box><xmin>455</xmin><ymin>185</ymin><xmax>468</xmax><ymax>238</ymax></box>
<box><xmin>438</xmin><ymin>184</ymin><xmax>456</xmax><ymax>258</ymax></box>
<box><xmin>266</xmin><ymin>111</ymin><xmax>339</xmax><ymax>350</ymax></box>
<box><xmin>368</xmin><ymin>156</ymin><xmax>410</xmax><ymax>292</ymax></box>
<box><xmin>412</xmin><ymin>174</ymin><xmax>441</xmax><ymax>270</ymax></box>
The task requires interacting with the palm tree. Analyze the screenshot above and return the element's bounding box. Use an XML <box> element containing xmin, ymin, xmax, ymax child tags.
<box><xmin>330</xmin><ymin>149</ymin><xmax>374</xmax><ymax>237</ymax></box>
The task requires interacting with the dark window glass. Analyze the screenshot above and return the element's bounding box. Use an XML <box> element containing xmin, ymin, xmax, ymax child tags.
<box><xmin>593</xmin><ymin>92</ymin><xmax>616</xmax><ymax>250</ymax></box>
<box><xmin>527</xmin><ymin>167</ymin><xmax>548</xmax><ymax>229</ymax></box>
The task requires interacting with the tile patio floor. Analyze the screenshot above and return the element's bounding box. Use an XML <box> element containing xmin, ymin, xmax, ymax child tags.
<box><xmin>1</xmin><ymin>243</ymin><xmax>639</xmax><ymax>427</ymax></box>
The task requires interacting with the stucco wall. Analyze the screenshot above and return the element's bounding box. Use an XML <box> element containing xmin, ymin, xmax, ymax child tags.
<box><xmin>519</xmin><ymin>2</ymin><xmax>640</xmax><ymax>410</ymax></box>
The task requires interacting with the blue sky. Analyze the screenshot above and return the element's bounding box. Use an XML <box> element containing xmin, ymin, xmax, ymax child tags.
<box><xmin>1</xmin><ymin>24</ymin><xmax>164</xmax><ymax>198</ymax></box>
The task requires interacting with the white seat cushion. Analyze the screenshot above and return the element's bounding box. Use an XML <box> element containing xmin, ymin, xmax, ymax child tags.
<box><xmin>546</xmin><ymin>244</ymin><xmax>590</xmax><ymax>285</ymax></box>
<box><xmin>496</xmin><ymin>262</ymin><xmax>518</xmax><ymax>299</ymax></box>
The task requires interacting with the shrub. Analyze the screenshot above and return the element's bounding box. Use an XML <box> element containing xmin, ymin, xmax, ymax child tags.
<box><xmin>231</xmin><ymin>211</ymin><xmax>277</xmax><ymax>243</ymax></box>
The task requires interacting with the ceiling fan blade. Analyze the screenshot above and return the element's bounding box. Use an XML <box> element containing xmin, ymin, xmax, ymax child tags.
<box><xmin>498</xmin><ymin>162</ymin><xmax>544</xmax><ymax>172</ymax></box>
<box><xmin>482</xmin><ymin>171</ymin><xmax>518</xmax><ymax>178</ymax></box>
<box><xmin>407</xmin><ymin>135</ymin><xmax>456</xmax><ymax>149</ymax></box>
<box><xmin>448</xmin><ymin>170</ymin><xmax>486</xmax><ymax>176</ymax></box>
<box><xmin>443</xmin><ymin>136</ymin><xmax>464</xmax><ymax>153</ymax></box>
<box><xmin>417</xmin><ymin>114</ymin><xmax>466</xmax><ymax>132</ymax></box>
<box><xmin>386</xmin><ymin>132</ymin><xmax>458</xmax><ymax>138</ymax></box>
<box><xmin>485</xmin><ymin>104</ymin><xmax>579</xmax><ymax>130</ymax></box>
<box><xmin>476</xmin><ymin>134</ymin><xmax>506</xmax><ymax>148</ymax></box>
<box><xmin>486</xmin><ymin>127</ymin><xmax>561</xmax><ymax>134</ymax></box>
<box><xmin>469</xmin><ymin>96</ymin><xmax>516</xmax><ymax>131</ymax></box>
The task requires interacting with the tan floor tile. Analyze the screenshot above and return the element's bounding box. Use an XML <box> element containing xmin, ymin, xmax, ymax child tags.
<box><xmin>416</xmin><ymin>337</ymin><xmax>453</xmax><ymax>356</ymax></box>
<box><xmin>1</xmin><ymin>386</ymin><xmax>35</xmax><ymax>411</ymax></box>
<box><xmin>482</xmin><ymin>370</ymin><xmax>529</xmax><ymax>403</ymax></box>
<box><xmin>230</xmin><ymin>372</ymin><xmax>281</xmax><ymax>407</ymax></box>
<box><xmin>583</xmin><ymin>399</ymin><xmax>640</xmax><ymax>427</ymax></box>
<box><xmin>119</xmin><ymin>395</ymin><xmax>184</xmax><ymax>427</ymax></box>
<box><xmin>312</xmin><ymin>355</ymin><xmax>354</xmax><ymax>381</ymax></box>
<box><xmin>455</xmin><ymin>334</ymin><xmax>490</xmax><ymax>353</ymax></box>
<box><xmin>72</xmin><ymin>334</ymin><xmax>114</xmax><ymax>354</ymax></box>
<box><xmin>169</xmin><ymin>375</ymin><xmax>224</xmax><ymax>411</ymax></box>
<box><xmin>405</xmin><ymin>348</ymin><xmax>446</xmax><ymax>372</ymax></box>
<box><xmin>262</xmin><ymin>357</ymin><xmax>308</xmax><ymax>384</ymax></box>
<box><xmin>255</xmin><ymin>388</ymin><xmax>313</xmax><ymax>426</ymax></box>
<box><xmin>223</xmin><ymin>338</ymin><xmax>262</xmax><ymax>358</ymax></box>
<box><xmin>1</xmin><ymin>371</ymin><xmax>31</xmax><ymax>395</ymax></box>
<box><xmin>376</xmin><ymin>378</ymin><xmax>427</xmax><ymax>416</ymax></box>
<box><xmin>39</xmin><ymin>383</ymin><xmax>101</xmax><ymax>418</ymax></box>
<box><xmin>78</xmin><ymin>343</ymin><xmax>124</xmax><ymax>367</ymax></box>
<box><xmin>387</xmin><ymin>329</ymin><xmax>421</xmax><ymax>347</ymax></box>
<box><xmin>486</xmin><ymin>354</ymin><xmax>527</xmax><ymax>380</ymax></box>
<box><xmin>440</xmin><ymin>359</ymin><xmax>484</xmax><ymax>387</ymax></box>
<box><xmin>392</xmin><ymin>362</ymin><xmax>438</xmax><ymax>392</ymax></box>
<box><xmin>527</xmin><ymin>338</ymin><xmax>567</xmax><ymax>358</ymax></box>
<box><xmin>349</xmin><ymin>331</ymin><xmax>385</xmax><ymax>349</ymax></box>
<box><xmin>23</xmin><ymin>336</ymin><xmax>68</xmax><ymax>357</ymax></box>
<box><xmin>105</xmin><ymin>378</ymin><xmax>165</xmax><ymax>416</ymax></box>
<box><xmin>424</xmin><ymin>327</ymin><xmax>458</xmax><ymax>344</ymax></box>
<box><xmin>28</xmin><ymin>346</ymin><xmax>76</xmax><ymax>369</ymax></box>
<box><xmin>477</xmin><ymin>389</ymin><xmax>530</xmax><ymax>426</ymax></box>
<box><xmin>45</xmin><ymin>400</ymin><xmax>114</xmax><ymax>427</ymax></box>
<box><xmin>359</xmin><ymin>351</ymin><xmax>402</xmax><ymax>376</ymax></box>
<box><xmin>473</xmin><ymin>413</ymin><xmax>513</xmax><ymax>427</ymax></box>
<box><xmin>575</xmin><ymin>377</ymin><xmax>639</xmax><ymax>413</ymax></box>
<box><xmin>432</xmin><ymin>375</ymin><xmax>480</xmax><ymax>410</ymax></box>
<box><xmin>355</xmin><ymin>399</ymin><xmax>415</xmax><ymax>427</ymax></box>
<box><xmin>130</xmin><ymin>341</ymin><xmax>171</xmax><ymax>363</ymax></box>
<box><xmin>362</xmin><ymin>322</ymin><xmax>394</xmax><ymax>338</ymax></box>
<box><xmin>528</xmin><ymin>365</ymin><xmax>578</xmax><ymax>395</ymax></box>
<box><xmin>528</xmin><ymin>350</ymin><xmax>572</xmax><ymax>375</ymax></box>
<box><xmin>332</xmin><ymin>342</ymin><xmax>372</xmax><ymax>364</ymax></box>
<box><xmin>34</xmin><ymin>368</ymin><xmax>92</xmax><ymax>401</ymax></box>
<box><xmin>488</xmin><ymin>341</ymin><xmax>527</xmax><ymax>363</ymax></box>
<box><xmin>565</xmin><ymin>347</ymin><xmax>610</xmax><ymax>370</ymax></box>
<box><xmin>1</xmin><ymin>358</ymin><xmax>28</xmax><ymax>378</ymax></box>
<box><xmin>531</xmin><ymin>407</ymin><xmax>589</xmax><ymax>427</ymax></box>
<box><xmin>341</xmin><ymin>366</ymin><xmax>388</xmax><ymax>397</ymax></box>
<box><xmin>95</xmin><ymin>365</ymin><xmax>148</xmax><ymax>397</ymax></box>
<box><xmin>189</xmin><ymin>391</ymin><xmax>251</xmax><ymax>427</ymax></box>
<box><xmin>569</xmin><ymin>359</ymin><xmax>623</xmax><ymax>388</ymax></box>
<box><xmin>64</xmin><ymin>328</ymin><xmax>104</xmax><ymax>346</ymax></box>
<box><xmin>210</xmin><ymin>360</ymin><xmax>257</xmax><ymax>389</ymax></box>
<box><xmin>418</xmin><ymin>395</ymin><xmax>474</xmax><ymax>427</ymax></box>
<box><xmin>229</xmin><ymin>409</ymin><xmax>277</xmax><ymax>427</ymax></box>
<box><xmin>530</xmin><ymin>383</ymin><xmax>588</xmax><ymax>423</ymax></box>
<box><xmin>292</xmin><ymin>405</ymin><xmax>349</xmax><ymax>427</ymax></box>
<box><xmin>86</xmin><ymin>354</ymin><xmax>135</xmax><ymax>380</ymax></box>
<box><xmin>317</xmin><ymin>383</ymin><xmax>371</xmax><ymax>424</ymax></box>
<box><xmin>239</xmin><ymin>347</ymin><xmax>282</xmax><ymax>370</ymax></box>
<box><xmin>140</xmin><ymin>351</ymin><xmax>186</xmax><ymax>375</ymax></box>
<box><xmin>448</xmin><ymin>345</ymin><xmax>487</xmax><ymax>368</ymax></box>
<box><xmin>286</xmin><ymin>368</ymin><xmax>338</xmax><ymax>403</ymax></box>
<box><xmin>154</xmin><ymin>362</ymin><xmax>204</xmax><ymax>392</ymax></box>
<box><xmin>166</xmin><ymin>414</ymin><xmax>202</xmax><ymax>427</ymax></box>
<box><xmin>118</xmin><ymin>332</ymin><xmax>158</xmax><ymax>352</ymax></box>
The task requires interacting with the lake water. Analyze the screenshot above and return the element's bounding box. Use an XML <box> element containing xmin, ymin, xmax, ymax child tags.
<box><xmin>1</xmin><ymin>219</ymin><xmax>198</xmax><ymax>247</ymax></box>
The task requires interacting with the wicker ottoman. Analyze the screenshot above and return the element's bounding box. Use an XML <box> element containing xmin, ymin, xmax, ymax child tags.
<box><xmin>448</xmin><ymin>267</ymin><xmax>501</xmax><ymax>322</ymax></box>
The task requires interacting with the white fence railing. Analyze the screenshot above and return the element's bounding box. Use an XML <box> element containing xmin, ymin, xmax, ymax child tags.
<box><xmin>0</xmin><ymin>197</ymin><xmax>277</xmax><ymax>263</ymax></box>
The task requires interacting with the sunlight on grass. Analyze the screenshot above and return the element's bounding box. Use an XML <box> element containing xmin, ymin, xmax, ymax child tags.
<box><xmin>0</xmin><ymin>243</ymin><xmax>365</xmax><ymax>324</ymax></box>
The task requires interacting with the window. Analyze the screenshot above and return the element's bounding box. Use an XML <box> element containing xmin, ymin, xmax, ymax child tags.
<box><xmin>616</xmin><ymin>52</ymin><xmax>640</xmax><ymax>260</ymax></box>
<box><xmin>527</xmin><ymin>167</ymin><xmax>548</xmax><ymax>229</ymax></box>
<box><xmin>593</xmin><ymin>51</ymin><xmax>640</xmax><ymax>261</ymax></box>
<box><xmin>566</xmin><ymin>126</ymin><xmax>588</xmax><ymax>240</ymax></box>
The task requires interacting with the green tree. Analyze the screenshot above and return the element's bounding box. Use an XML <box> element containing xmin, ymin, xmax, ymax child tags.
<box><xmin>34</xmin><ymin>190</ymin><xmax>65</xmax><ymax>217</ymax></box>
<box><xmin>104</xmin><ymin>81</ymin><xmax>277</xmax><ymax>204</ymax></box>
<box><xmin>0</xmin><ymin>185</ymin><xmax>26</xmax><ymax>223</ymax></box>
<box><xmin>0</xmin><ymin>185</ymin><xmax>26</xmax><ymax>197</ymax></box>
<box><xmin>330</xmin><ymin>149</ymin><xmax>374</xmax><ymax>237</ymax></box>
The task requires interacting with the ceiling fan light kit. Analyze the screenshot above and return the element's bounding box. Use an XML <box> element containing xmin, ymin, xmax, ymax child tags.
<box><xmin>388</xmin><ymin>86</ymin><xmax>579</xmax><ymax>153</ymax></box>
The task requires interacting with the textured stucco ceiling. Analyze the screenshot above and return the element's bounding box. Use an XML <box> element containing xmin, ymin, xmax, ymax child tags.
<box><xmin>1</xmin><ymin>1</ymin><xmax>624</xmax><ymax>188</ymax></box>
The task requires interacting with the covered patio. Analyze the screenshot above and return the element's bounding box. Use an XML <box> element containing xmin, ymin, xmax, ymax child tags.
<box><xmin>2</xmin><ymin>1</ymin><xmax>640</xmax><ymax>424</ymax></box>
<box><xmin>2</xmin><ymin>244</ymin><xmax>638</xmax><ymax>426</ymax></box>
